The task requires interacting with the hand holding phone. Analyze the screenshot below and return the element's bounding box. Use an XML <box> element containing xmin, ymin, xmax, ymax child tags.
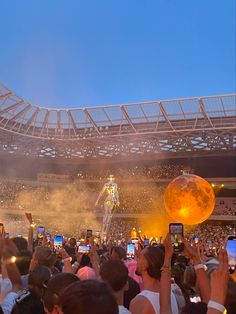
<box><xmin>37</xmin><ymin>226</ymin><xmax>45</xmax><ymax>239</ymax></box>
<box><xmin>78</xmin><ymin>245</ymin><xmax>90</xmax><ymax>254</ymax></box>
<box><xmin>226</xmin><ymin>235</ymin><xmax>236</xmax><ymax>270</ymax></box>
<box><xmin>169</xmin><ymin>223</ymin><xmax>184</xmax><ymax>253</ymax></box>
<box><xmin>54</xmin><ymin>235</ymin><xmax>63</xmax><ymax>251</ymax></box>
<box><xmin>86</xmin><ymin>229</ymin><xmax>92</xmax><ymax>238</ymax></box>
<box><xmin>127</xmin><ymin>243</ymin><xmax>135</xmax><ymax>259</ymax></box>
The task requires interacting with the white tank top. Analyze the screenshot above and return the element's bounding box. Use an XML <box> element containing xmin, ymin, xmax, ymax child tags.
<box><xmin>138</xmin><ymin>290</ymin><xmax>179</xmax><ymax>314</ymax></box>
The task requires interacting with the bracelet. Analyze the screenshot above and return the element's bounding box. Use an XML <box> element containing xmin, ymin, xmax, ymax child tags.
<box><xmin>208</xmin><ymin>300</ymin><xmax>226</xmax><ymax>313</ymax></box>
<box><xmin>161</xmin><ymin>269</ymin><xmax>172</xmax><ymax>275</ymax></box>
<box><xmin>161</xmin><ymin>265</ymin><xmax>171</xmax><ymax>272</ymax></box>
<box><xmin>63</xmin><ymin>257</ymin><xmax>72</xmax><ymax>262</ymax></box>
<box><xmin>194</xmin><ymin>263</ymin><xmax>204</xmax><ymax>270</ymax></box>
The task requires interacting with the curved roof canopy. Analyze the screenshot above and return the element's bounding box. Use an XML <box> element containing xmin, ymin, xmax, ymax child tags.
<box><xmin>0</xmin><ymin>82</ymin><xmax>235</xmax><ymax>141</ymax></box>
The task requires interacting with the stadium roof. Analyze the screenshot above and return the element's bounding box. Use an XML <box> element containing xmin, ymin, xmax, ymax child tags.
<box><xmin>0</xmin><ymin>82</ymin><xmax>235</xmax><ymax>160</ymax></box>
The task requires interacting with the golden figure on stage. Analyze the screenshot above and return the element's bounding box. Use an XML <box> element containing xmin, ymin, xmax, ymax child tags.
<box><xmin>95</xmin><ymin>175</ymin><xmax>119</xmax><ymax>237</ymax></box>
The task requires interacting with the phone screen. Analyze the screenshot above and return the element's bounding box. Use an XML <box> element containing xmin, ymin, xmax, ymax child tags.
<box><xmin>78</xmin><ymin>245</ymin><xmax>90</xmax><ymax>254</ymax></box>
<box><xmin>86</xmin><ymin>229</ymin><xmax>92</xmax><ymax>238</ymax></box>
<box><xmin>37</xmin><ymin>226</ymin><xmax>45</xmax><ymax>238</ymax></box>
<box><xmin>144</xmin><ymin>239</ymin><xmax>149</xmax><ymax>246</ymax></box>
<box><xmin>54</xmin><ymin>235</ymin><xmax>63</xmax><ymax>250</ymax></box>
<box><xmin>45</xmin><ymin>233</ymin><xmax>51</xmax><ymax>240</ymax></box>
<box><xmin>169</xmin><ymin>223</ymin><xmax>184</xmax><ymax>252</ymax></box>
<box><xmin>131</xmin><ymin>238</ymin><xmax>139</xmax><ymax>244</ymax></box>
<box><xmin>127</xmin><ymin>243</ymin><xmax>135</xmax><ymax>259</ymax></box>
<box><xmin>226</xmin><ymin>236</ymin><xmax>236</xmax><ymax>268</ymax></box>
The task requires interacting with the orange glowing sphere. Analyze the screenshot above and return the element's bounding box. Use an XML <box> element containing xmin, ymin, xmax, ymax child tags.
<box><xmin>164</xmin><ymin>174</ymin><xmax>215</xmax><ymax>225</ymax></box>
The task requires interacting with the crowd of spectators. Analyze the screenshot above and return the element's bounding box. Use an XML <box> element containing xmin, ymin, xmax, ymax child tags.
<box><xmin>76</xmin><ymin>164</ymin><xmax>186</xmax><ymax>181</ymax></box>
<box><xmin>0</xmin><ymin>213</ymin><xmax>235</xmax><ymax>314</ymax></box>
<box><xmin>0</xmin><ymin>178</ymin><xmax>235</xmax><ymax>216</ymax></box>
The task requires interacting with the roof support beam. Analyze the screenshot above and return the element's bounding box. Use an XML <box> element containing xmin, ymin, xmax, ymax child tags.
<box><xmin>40</xmin><ymin>110</ymin><xmax>50</xmax><ymax>136</ymax></box>
<box><xmin>9</xmin><ymin>104</ymin><xmax>31</xmax><ymax>122</ymax></box>
<box><xmin>25</xmin><ymin>108</ymin><xmax>40</xmax><ymax>131</ymax></box>
<box><xmin>0</xmin><ymin>92</ymin><xmax>12</xmax><ymax>99</ymax></box>
<box><xmin>159</xmin><ymin>102</ymin><xmax>175</xmax><ymax>132</ymax></box>
<box><xmin>199</xmin><ymin>98</ymin><xmax>214</xmax><ymax>128</ymax></box>
<box><xmin>56</xmin><ymin>110</ymin><xmax>61</xmax><ymax>135</ymax></box>
<box><xmin>83</xmin><ymin>108</ymin><xmax>101</xmax><ymax>136</ymax></box>
<box><xmin>0</xmin><ymin>99</ymin><xmax>24</xmax><ymax>115</ymax></box>
<box><xmin>120</xmin><ymin>105</ymin><xmax>137</xmax><ymax>133</ymax></box>
<box><xmin>67</xmin><ymin>111</ymin><xmax>77</xmax><ymax>135</ymax></box>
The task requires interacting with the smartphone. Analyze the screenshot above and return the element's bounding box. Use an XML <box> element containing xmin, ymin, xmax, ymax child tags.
<box><xmin>0</xmin><ymin>223</ymin><xmax>4</xmax><ymax>235</ymax></box>
<box><xmin>96</xmin><ymin>231</ymin><xmax>100</xmax><ymax>237</ymax></box>
<box><xmin>37</xmin><ymin>226</ymin><xmax>45</xmax><ymax>238</ymax></box>
<box><xmin>144</xmin><ymin>239</ymin><xmax>149</xmax><ymax>247</ymax></box>
<box><xmin>169</xmin><ymin>223</ymin><xmax>184</xmax><ymax>253</ymax></box>
<box><xmin>86</xmin><ymin>229</ymin><xmax>92</xmax><ymax>238</ymax></box>
<box><xmin>226</xmin><ymin>236</ymin><xmax>236</xmax><ymax>269</ymax></box>
<box><xmin>78</xmin><ymin>245</ymin><xmax>90</xmax><ymax>254</ymax></box>
<box><xmin>45</xmin><ymin>233</ymin><xmax>51</xmax><ymax>241</ymax></box>
<box><xmin>54</xmin><ymin>235</ymin><xmax>63</xmax><ymax>251</ymax></box>
<box><xmin>5</xmin><ymin>232</ymin><xmax>9</xmax><ymax>239</ymax></box>
<box><xmin>194</xmin><ymin>236</ymin><xmax>200</xmax><ymax>244</ymax></box>
<box><xmin>131</xmin><ymin>238</ymin><xmax>139</xmax><ymax>244</ymax></box>
<box><xmin>127</xmin><ymin>243</ymin><xmax>135</xmax><ymax>259</ymax></box>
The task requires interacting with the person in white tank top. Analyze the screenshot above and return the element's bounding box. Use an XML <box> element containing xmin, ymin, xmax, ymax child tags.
<box><xmin>130</xmin><ymin>247</ymin><xmax>179</xmax><ymax>314</ymax></box>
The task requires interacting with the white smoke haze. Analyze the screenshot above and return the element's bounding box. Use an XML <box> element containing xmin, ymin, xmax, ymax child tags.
<box><xmin>5</xmin><ymin>181</ymin><xmax>100</xmax><ymax>237</ymax></box>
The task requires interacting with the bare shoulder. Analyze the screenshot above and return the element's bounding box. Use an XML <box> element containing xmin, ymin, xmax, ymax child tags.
<box><xmin>130</xmin><ymin>295</ymin><xmax>155</xmax><ymax>314</ymax></box>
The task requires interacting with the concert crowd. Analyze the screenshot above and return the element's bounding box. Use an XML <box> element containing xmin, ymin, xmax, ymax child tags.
<box><xmin>0</xmin><ymin>169</ymin><xmax>235</xmax><ymax>314</ymax></box>
<box><xmin>0</xmin><ymin>211</ymin><xmax>235</xmax><ymax>314</ymax></box>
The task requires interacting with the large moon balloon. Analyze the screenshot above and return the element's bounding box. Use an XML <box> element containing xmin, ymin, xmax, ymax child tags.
<box><xmin>164</xmin><ymin>174</ymin><xmax>215</xmax><ymax>225</ymax></box>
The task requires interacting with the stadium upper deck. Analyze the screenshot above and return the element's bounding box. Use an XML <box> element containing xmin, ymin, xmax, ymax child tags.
<box><xmin>0</xmin><ymin>82</ymin><xmax>235</xmax><ymax>160</ymax></box>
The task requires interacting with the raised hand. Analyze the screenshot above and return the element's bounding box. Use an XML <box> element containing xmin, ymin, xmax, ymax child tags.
<box><xmin>210</xmin><ymin>249</ymin><xmax>229</xmax><ymax>305</ymax></box>
<box><xmin>25</xmin><ymin>212</ymin><xmax>33</xmax><ymax>224</ymax></box>
<box><xmin>163</xmin><ymin>233</ymin><xmax>173</xmax><ymax>259</ymax></box>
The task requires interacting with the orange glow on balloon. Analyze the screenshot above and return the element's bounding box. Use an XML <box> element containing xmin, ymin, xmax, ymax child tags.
<box><xmin>164</xmin><ymin>174</ymin><xmax>215</xmax><ymax>225</ymax></box>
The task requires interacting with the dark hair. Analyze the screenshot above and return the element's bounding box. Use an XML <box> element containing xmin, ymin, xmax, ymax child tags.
<box><xmin>11</xmin><ymin>289</ymin><xmax>44</xmax><ymax>314</ymax></box>
<box><xmin>12</xmin><ymin>237</ymin><xmax>28</xmax><ymax>251</ymax></box>
<box><xmin>59</xmin><ymin>280</ymin><xmax>118</xmax><ymax>314</ymax></box>
<box><xmin>100</xmin><ymin>260</ymin><xmax>128</xmax><ymax>292</ymax></box>
<box><xmin>225</xmin><ymin>279</ymin><xmax>236</xmax><ymax>314</ymax></box>
<box><xmin>34</xmin><ymin>247</ymin><xmax>57</xmax><ymax>269</ymax></box>
<box><xmin>28</xmin><ymin>266</ymin><xmax>51</xmax><ymax>297</ymax></box>
<box><xmin>79</xmin><ymin>253</ymin><xmax>92</xmax><ymax>268</ymax></box>
<box><xmin>143</xmin><ymin>247</ymin><xmax>164</xmax><ymax>280</ymax></box>
<box><xmin>15</xmin><ymin>250</ymin><xmax>32</xmax><ymax>275</ymax></box>
<box><xmin>124</xmin><ymin>276</ymin><xmax>140</xmax><ymax>309</ymax></box>
<box><xmin>182</xmin><ymin>301</ymin><xmax>207</xmax><ymax>314</ymax></box>
<box><xmin>110</xmin><ymin>247</ymin><xmax>126</xmax><ymax>260</ymax></box>
<box><xmin>43</xmin><ymin>273</ymin><xmax>79</xmax><ymax>312</ymax></box>
<box><xmin>69</xmin><ymin>238</ymin><xmax>76</xmax><ymax>247</ymax></box>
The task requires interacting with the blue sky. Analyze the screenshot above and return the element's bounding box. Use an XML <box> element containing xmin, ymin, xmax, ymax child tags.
<box><xmin>0</xmin><ymin>0</ymin><xmax>235</xmax><ymax>108</ymax></box>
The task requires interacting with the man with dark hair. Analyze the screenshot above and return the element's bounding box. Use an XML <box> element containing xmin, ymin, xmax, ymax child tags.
<box><xmin>110</xmin><ymin>247</ymin><xmax>127</xmax><ymax>261</ymax></box>
<box><xmin>11</xmin><ymin>237</ymin><xmax>28</xmax><ymax>252</ymax></box>
<box><xmin>58</xmin><ymin>280</ymin><xmax>118</xmax><ymax>314</ymax></box>
<box><xmin>43</xmin><ymin>273</ymin><xmax>79</xmax><ymax>314</ymax></box>
<box><xmin>29</xmin><ymin>247</ymin><xmax>57</xmax><ymax>272</ymax></box>
<box><xmin>130</xmin><ymin>246</ymin><xmax>178</xmax><ymax>314</ymax></box>
<box><xmin>100</xmin><ymin>260</ymin><xmax>131</xmax><ymax>314</ymax></box>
